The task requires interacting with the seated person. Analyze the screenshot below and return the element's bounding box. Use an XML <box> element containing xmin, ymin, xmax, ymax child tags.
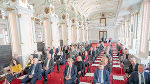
<box><xmin>42</xmin><ymin>54</ymin><xmax>54</xmax><ymax>81</ymax></box>
<box><xmin>5</xmin><ymin>59</ymin><xmax>22</xmax><ymax>84</ymax></box>
<box><xmin>21</xmin><ymin>58</ymin><xmax>42</xmax><ymax>84</ymax></box>
<box><xmin>83</xmin><ymin>51</ymin><xmax>90</xmax><ymax>73</ymax></box>
<box><xmin>128</xmin><ymin>64</ymin><xmax>150</xmax><ymax>84</ymax></box>
<box><xmin>10</xmin><ymin>54</ymin><xmax>21</xmax><ymax>65</ymax></box>
<box><xmin>102</xmin><ymin>56</ymin><xmax>111</xmax><ymax>72</ymax></box>
<box><xmin>92</xmin><ymin>47</ymin><xmax>96</xmax><ymax>63</ymax></box>
<box><xmin>146</xmin><ymin>64</ymin><xmax>150</xmax><ymax>73</ymax></box>
<box><xmin>32</xmin><ymin>50</ymin><xmax>39</xmax><ymax>58</ymax></box>
<box><xmin>94</xmin><ymin>62</ymin><xmax>110</xmax><ymax>84</ymax></box>
<box><xmin>63</xmin><ymin>58</ymin><xmax>77</xmax><ymax>84</ymax></box>
<box><xmin>56</xmin><ymin>51</ymin><xmax>66</xmax><ymax>73</ymax></box>
<box><xmin>23</xmin><ymin>55</ymin><xmax>34</xmax><ymax>75</ymax></box>
<box><xmin>74</xmin><ymin>56</ymin><xmax>84</xmax><ymax>84</ymax></box>
<box><xmin>127</xmin><ymin>58</ymin><xmax>139</xmax><ymax>75</ymax></box>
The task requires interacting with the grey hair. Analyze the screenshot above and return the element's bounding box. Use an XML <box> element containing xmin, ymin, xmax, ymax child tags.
<box><xmin>138</xmin><ymin>64</ymin><xmax>145</xmax><ymax>67</ymax></box>
<box><xmin>130</xmin><ymin>57</ymin><xmax>136</xmax><ymax>61</ymax></box>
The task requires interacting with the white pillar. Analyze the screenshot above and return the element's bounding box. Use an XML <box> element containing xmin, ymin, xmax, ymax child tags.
<box><xmin>50</xmin><ymin>14</ymin><xmax>60</xmax><ymax>48</ymax></box>
<box><xmin>43</xmin><ymin>19</ymin><xmax>51</xmax><ymax>48</ymax></box>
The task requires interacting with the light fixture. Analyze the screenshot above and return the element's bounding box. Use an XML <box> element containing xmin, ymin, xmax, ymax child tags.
<box><xmin>100</xmin><ymin>13</ymin><xmax>106</xmax><ymax>27</ymax></box>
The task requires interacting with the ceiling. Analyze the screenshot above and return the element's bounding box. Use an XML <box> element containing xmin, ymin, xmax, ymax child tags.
<box><xmin>72</xmin><ymin>0</ymin><xmax>142</xmax><ymax>29</ymax></box>
<box><xmin>0</xmin><ymin>0</ymin><xmax>142</xmax><ymax>29</ymax></box>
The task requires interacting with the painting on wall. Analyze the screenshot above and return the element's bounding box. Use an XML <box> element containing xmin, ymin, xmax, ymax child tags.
<box><xmin>100</xmin><ymin>18</ymin><xmax>106</xmax><ymax>27</ymax></box>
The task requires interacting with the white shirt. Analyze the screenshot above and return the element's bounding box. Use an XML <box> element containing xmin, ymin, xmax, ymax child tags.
<box><xmin>46</xmin><ymin>59</ymin><xmax>50</xmax><ymax>68</ymax></box>
<box><xmin>138</xmin><ymin>72</ymin><xmax>145</xmax><ymax>84</ymax></box>
<box><xmin>67</xmin><ymin>66</ymin><xmax>72</xmax><ymax>77</ymax></box>
<box><xmin>52</xmin><ymin>54</ymin><xmax>54</xmax><ymax>59</ymax></box>
<box><xmin>31</xmin><ymin>64</ymin><xmax>36</xmax><ymax>75</ymax></box>
<box><xmin>98</xmin><ymin>70</ymin><xmax>104</xmax><ymax>83</ymax></box>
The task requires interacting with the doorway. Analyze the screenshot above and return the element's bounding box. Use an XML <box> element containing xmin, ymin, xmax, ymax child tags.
<box><xmin>99</xmin><ymin>31</ymin><xmax>107</xmax><ymax>41</ymax></box>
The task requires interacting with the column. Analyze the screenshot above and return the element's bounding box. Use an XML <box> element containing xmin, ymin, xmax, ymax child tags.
<box><xmin>76</xmin><ymin>21</ymin><xmax>79</xmax><ymax>43</ymax></box>
<box><xmin>66</xmin><ymin>19</ymin><xmax>72</xmax><ymax>45</ymax></box>
<box><xmin>7</xmin><ymin>0</ymin><xmax>37</xmax><ymax>67</ymax></box>
<box><xmin>82</xmin><ymin>25</ymin><xmax>85</xmax><ymax>42</ymax></box>
<box><xmin>43</xmin><ymin>19</ymin><xmax>51</xmax><ymax>48</ymax></box>
<box><xmin>50</xmin><ymin>12</ymin><xmax>60</xmax><ymax>48</ymax></box>
<box><xmin>71</xmin><ymin>24</ymin><xmax>76</xmax><ymax>44</ymax></box>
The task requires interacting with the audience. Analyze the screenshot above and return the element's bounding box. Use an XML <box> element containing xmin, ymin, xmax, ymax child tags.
<box><xmin>127</xmin><ymin>58</ymin><xmax>139</xmax><ymax>75</ymax></box>
<box><xmin>94</xmin><ymin>62</ymin><xmax>110</xmax><ymax>84</ymax></box>
<box><xmin>56</xmin><ymin>51</ymin><xmax>66</xmax><ymax>73</ymax></box>
<box><xmin>42</xmin><ymin>54</ymin><xmax>54</xmax><ymax>82</ymax></box>
<box><xmin>63</xmin><ymin>58</ymin><xmax>77</xmax><ymax>84</ymax></box>
<box><xmin>23</xmin><ymin>55</ymin><xmax>34</xmax><ymax>75</ymax></box>
<box><xmin>4</xmin><ymin>42</ymin><xmax>150</xmax><ymax>84</ymax></box>
<box><xmin>128</xmin><ymin>64</ymin><xmax>150</xmax><ymax>84</ymax></box>
<box><xmin>83</xmin><ymin>51</ymin><xmax>90</xmax><ymax>73</ymax></box>
<box><xmin>92</xmin><ymin>47</ymin><xmax>96</xmax><ymax>63</ymax></box>
<box><xmin>21</xmin><ymin>58</ymin><xmax>42</xmax><ymax>84</ymax></box>
<box><xmin>74</xmin><ymin>56</ymin><xmax>84</xmax><ymax>84</ymax></box>
<box><xmin>5</xmin><ymin>59</ymin><xmax>22</xmax><ymax>84</ymax></box>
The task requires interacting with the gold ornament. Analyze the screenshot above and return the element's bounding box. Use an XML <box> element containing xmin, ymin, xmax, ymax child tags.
<box><xmin>62</xmin><ymin>14</ymin><xmax>66</xmax><ymax>20</ymax></box>
<box><xmin>31</xmin><ymin>17</ymin><xmax>35</xmax><ymax>20</ymax></box>
<box><xmin>44</xmin><ymin>7</ymin><xmax>50</xmax><ymax>14</ymax></box>
<box><xmin>18</xmin><ymin>14</ymin><xmax>21</xmax><ymax>18</ymax></box>
<box><xmin>22</xmin><ymin>0</ymin><xmax>26</xmax><ymax>3</ymax></box>
<box><xmin>11</xmin><ymin>0</ymin><xmax>16</xmax><ymax>2</ymax></box>
<box><xmin>4</xmin><ymin>16</ymin><xmax>8</xmax><ymax>20</ymax></box>
<box><xmin>72</xmin><ymin>19</ymin><xmax>75</xmax><ymax>23</ymax></box>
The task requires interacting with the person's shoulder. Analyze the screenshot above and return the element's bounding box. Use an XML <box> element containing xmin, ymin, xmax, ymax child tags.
<box><xmin>17</xmin><ymin>64</ymin><xmax>21</xmax><ymax>67</ymax></box>
<box><xmin>94</xmin><ymin>68</ymin><xmax>99</xmax><ymax>72</ymax></box>
<box><xmin>131</xmin><ymin>71</ymin><xmax>138</xmax><ymax>75</ymax></box>
<box><xmin>144</xmin><ymin>71</ymin><xmax>150</xmax><ymax>75</ymax></box>
<box><xmin>37</xmin><ymin>63</ymin><xmax>42</xmax><ymax>66</ymax></box>
<box><xmin>72</xmin><ymin>64</ymin><xmax>77</xmax><ymax>68</ymax></box>
<box><xmin>104</xmin><ymin>69</ymin><xmax>109</xmax><ymax>73</ymax></box>
<box><xmin>65</xmin><ymin>65</ymin><xmax>69</xmax><ymax>68</ymax></box>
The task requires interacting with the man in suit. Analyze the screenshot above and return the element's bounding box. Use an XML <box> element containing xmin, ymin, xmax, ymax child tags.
<box><xmin>94</xmin><ymin>62</ymin><xmax>110</xmax><ymax>84</ymax></box>
<box><xmin>32</xmin><ymin>50</ymin><xmax>39</xmax><ymax>58</ymax></box>
<box><xmin>49</xmin><ymin>47</ymin><xmax>55</xmax><ymax>55</ymax></box>
<box><xmin>63</xmin><ymin>58</ymin><xmax>77</xmax><ymax>84</ymax></box>
<box><xmin>128</xmin><ymin>58</ymin><xmax>139</xmax><ymax>75</ymax></box>
<box><xmin>42</xmin><ymin>54</ymin><xmax>54</xmax><ymax>82</ymax></box>
<box><xmin>56</xmin><ymin>51</ymin><xmax>66</xmax><ymax>73</ymax></box>
<box><xmin>74</xmin><ymin>56</ymin><xmax>85</xmax><ymax>84</ymax></box>
<box><xmin>128</xmin><ymin>64</ymin><xmax>150</xmax><ymax>84</ymax></box>
<box><xmin>92</xmin><ymin>47</ymin><xmax>96</xmax><ymax>63</ymax></box>
<box><xmin>21</xmin><ymin>58</ymin><xmax>42</xmax><ymax>84</ymax></box>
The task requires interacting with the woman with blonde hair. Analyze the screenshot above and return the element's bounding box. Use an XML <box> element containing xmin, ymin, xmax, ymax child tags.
<box><xmin>23</xmin><ymin>55</ymin><xmax>34</xmax><ymax>75</ymax></box>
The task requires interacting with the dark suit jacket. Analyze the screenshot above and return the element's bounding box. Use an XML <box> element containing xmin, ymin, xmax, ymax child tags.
<box><xmin>74</xmin><ymin>61</ymin><xmax>84</xmax><ymax>73</ymax></box>
<box><xmin>43</xmin><ymin>58</ymin><xmax>54</xmax><ymax>72</ymax></box>
<box><xmin>94</xmin><ymin>68</ymin><xmax>110</xmax><ymax>84</ymax></box>
<box><xmin>128</xmin><ymin>71</ymin><xmax>150</xmax><ymax>84</ymax></box>
<box><xmin>63</xmin><ymin>65</ymin><xmax>77</xmax><ymax>81</ymax></box>
<box><xmin>92</xmin><ymin>50</ymin><xmax>96</xmax><ymax>57</ymax></box>
<box><xmin>49</xmin><ymin>49</ymin><xmax>53</xmax><ymax>55</ymax></box>
<box><xmin>28</xmin><ymin>63</ymin><xmax>42</xmax><ymax>80</ymax></box>
<box><xmin>128</xmin><ymin>63</ymin><xmax>139</xmax><ymax>74</ymax></box>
